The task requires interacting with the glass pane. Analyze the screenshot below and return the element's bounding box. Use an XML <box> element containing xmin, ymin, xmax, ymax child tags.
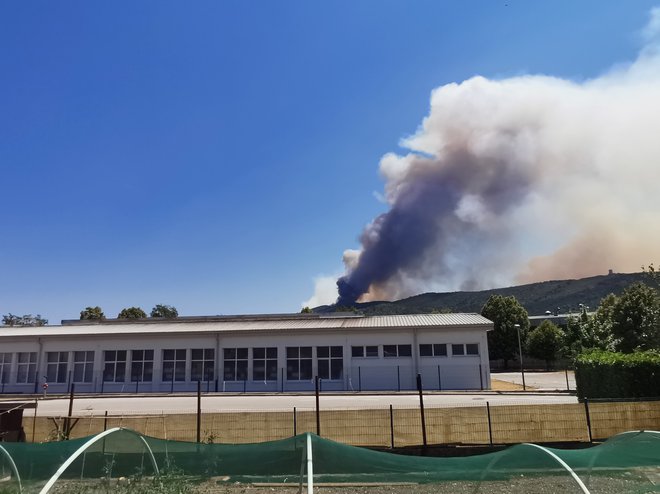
<box><xmin>237</xmin><ymin>361</ymin><xmax>248</xmax><ymax>380</ymax></box>
<box><xmin>300</xmin><ymin>347</ymin><xmax>312</xmax><ymax>358</ymax></box>
<box><xmin>331</xmin><ymin>360</ymin><xmax>343</xmax><ymax>380</ymax></box>
<box><xmin>175</xmin><ymin>349</ymin><xmax>186</xmax><ymax>360</ymax></box>
<box><xmin>253</xmin><ymin>361</ymin><xmax>265</xmax><ymax>380</ymax></box>
<box><xmin>317</xmin><ymin>346</ymin><xmax>329</xmax><ymax>358</ymax></box>
<box><xmin>74</xmin><ymin>364</ymin><xmax>84</xmax><ymax>382</ymax></box>
<box><xmin>286</xmin><ymin>361</ymin><xmax>298</xmax><ymax>380</ymax></box>
<box><xmin>132</xmin><ymin>350</ymin><xmax>144</xmax><ymax>360</ymax></box>
<box><xmin>287</xmin><ymin>347</ymin><xmax>298</xmax><ymax>358</ymax></box>
<box><xmin>191</xmin><ymin>362</ymin><xmax>202</xmax><ymax>380</ymax></box>
<box><xmin>145</xmin><ymin>350</ymin><xmax>154</xmax><ymax>360</ymax></box>
<box><xmin>420</xmin><ymin>344</ymin><xmax>432</xmax><ymax>356</ymax></box>
<box><xmin>74</xmin><ymin>351</ymin><xmax>85</xmax><ymax>362</ymax></box>
<box><xmin>434</xmin><ymin>344</ymin><xmax>447</xmax><ymax>356</ymax></box>
<box><xmin>398</xmin><ymin>345</ymin><xmax>412</xmax><ymax>357</ymax></box>
<box><xmin>452</xmin><ymin>344</ymin><xmax>465</xmax><ymax>356</ymax></box>
<box><xmin>205</xmin><ymin>349</ymin><xmax>214</xmax><ymax>359</ymax></box>
<box><xmin>300</xmin><ymin>360</ymin><xmax>312</xmax><ymax>380</ymax></box>
<box><xmin>224</xmin><ymin>348</ymin><xmax>236</xmax><ymax>359</ymax></box>
<box><xmin>164</xmin><ymin>350</ymin><xmax>174</xmax><ymax>360</ymax></box>
<box><xmin>466</xmin><ymin>344</ymin><xmax>479</xmax><ymax>355</ymax></box>
<box><xmin>351</xmin><ymin>346</ymin><xmax>364</xmax><ymax>358</ymax></box>
<box><xmin>266</xmin><ymin>361</ymin><xmax>278</xmax><ymax>380</ymax></box>
<box><xmin>175</xmin><ymin>362</ymin><xmax>186</xmax><ymax>381</ymax></box>
<box><xmin>237</xmin><ymin>348</ymin><xmax>248</xmax><ymax>359</ymax></box>
<box><xmin>223</xmin><ymin>363</ymin><xmax>234</xmax><ymax>381</ymax></box>
<box><xmin>48</xmin><ymin>353</ymin><xmax>58</xmax><ymax>363</ymax></box>
<box><xmin>331</xmin><ymin>346</ymin><xmax>343</xmax><ymax>357</ymax></box>
<box><xmin>253</xmin><ymin>348</ymin><xmax>265</xmax><ymax>359</ymax></box>
<box><xmin>192</xmin><ymin>349</ymin><xmax>203</xmax><ymax>360</ymax></box>
<box><xmin>266</xmin><ymin>347</ymin><xmax>277</xmax><ymax>359</ymax></box>
<box><xmin>117</xmin><ymin>351</ymin><xmax>126</xmax><ymax>361</ymax></box>
<box><xmin>366</xmin><ymin>346</ymin><xmax>379</xmax><ymax>357</ymax></box>
<box><xmin>383</xmin><ymin>345</ymin><xmax>397</xmax><ymax>357</ymax></box>
<box><xmin>318</xmin><ymin>360</ymin><xmax>329</xmax><ymax>379</ymax></box>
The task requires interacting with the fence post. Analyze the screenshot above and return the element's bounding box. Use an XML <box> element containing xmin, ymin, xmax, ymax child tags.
<box><xmin>315</xmin><ymin>376</ymin><xmax>321</xmax><ymax>436</ymax></box>
<box><xmin>281</xmin><ymin>368</ymin><xmax>284</xmax><ymax>393</ymax></box>
<box><xmin>215</xmin><ymin>378</ymin><xmax>218</xmax><ymax>393</ymax></box>
<box><xmin>135</xmin><ymin>378</ymin><xmax>139</xmax><ymax>394</ymax></box>
<box><xmin>358</xmin><ymin>366</ymin><xmax>362</xmax><ymax>392</ymax></box>
<box><xmin>437</xmin><ymin>365</ymin><xmax>442</xmax><ymax>391</ymax></box>
<box><xmin>64</xmin><ymin>383</ymin><xmax>76</xmax><ymax>440</ymax></box>
<box><xmin>243</xmin><ymin>379</ymin><xmax>247</xmax><ymax>393</ymax></box>
<box><xmin>389</xmin><ymin>404</ymin><xmax>395</xmax><ymax>449</ymax></box>
<box><xmin>197</xmin><ymin>380</ymin><xmax>202</xmax><ymax>443</ymax></box>
<box><xmin>417</xmin><ymin>374</ymin><xmax>427</xmax><ymax>448</ymax></box>
<box><xmin>486</xmin><ymin>401</ymin><xmax>493</xmax><ymax>447</ymax></box>
<box><xmin>397</xmin><ymin>366</ymin><xmax>401</xmax><ymax>392</ymax></box>
<box><xmin>479</xmin><ymin>364</ymin><xmax>484</xmax><ymax>390</ymax></box>
<box><xmin>565</xmin><ymin>368</ymin><xmax>570</xmax><ymax>391</ymax></box>
<box><xmin>170</xmin><ymin>372</ymin><xmax>174</xmax><ymax>394</ymax></box>
<box><xmin>293</xmin><ymin>407</ymin><xmax>297</xmax><ymax>436</ymax></box>
<box><xmin>103</xmin><ymin>410</ymin><xmax>108</xmax><ymax>431</ymax></box>
<box><xmin>584</xmin><ymin>398</ymin><xmax>593</xmax><ymax>442</ymax></box>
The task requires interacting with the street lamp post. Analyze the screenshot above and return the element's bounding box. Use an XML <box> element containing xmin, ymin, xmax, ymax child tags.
<box><xmin>515</xmin><ymin>324</ymin><xmax>526</xmax><ymax>391</ymax></box>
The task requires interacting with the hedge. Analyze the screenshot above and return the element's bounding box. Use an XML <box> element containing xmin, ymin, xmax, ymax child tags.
<box><xmin>575</xmin><ymin>349</ymin><xmax>660</xmax><ymax>399</ymax></box>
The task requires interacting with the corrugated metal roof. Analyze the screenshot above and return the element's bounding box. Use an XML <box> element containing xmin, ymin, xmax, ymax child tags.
<box><xmin>0</xmin><ymin>313</ymin><xmax>492</xmax><ymax>338</ymax></box>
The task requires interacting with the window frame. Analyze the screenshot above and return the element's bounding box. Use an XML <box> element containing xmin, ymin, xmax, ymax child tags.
<box><xmin>351</xmin><ymin>345</ymin><xmax>379</xmax><ymax>358</ymax></box>
<box><xmin>286</xmin><ymin>346</ymin><xmax>312</xmax><ymax>381</ymax></box>
<box><xmin>16</xmin><ymin>352</ymin><xmax>36</xmax><ymax>384</ymax></box>
<box><xmin>131</xmin><ymin>350</ymin><xmax>154</xmax><ymax>382</ymax></box>
<box><xmin>383</xmin><ymin>344</ymin><xmax>413</xmax><ymax>358</ymax></box>
<box><xmin>73</xmin><ymin>351</ymin><xmax>95</xmax><ymax>383</ymax></box>
<box><xmin>252</xmin><ymin>347</ymin><xmax>278</xmax><ymax>382</ymax></box>
<box><xmin>419</xmin><ymin>343</ymin><xmax>448</xmax><ymax>357</ymax></box>
<box><xmin>191</xmin><ymin>348</ymin><xmax>215</xmax><ymax>382</ymax></box>
<box><xmin>47</xmin><ymin>351</ymin><xmax>69</xmax><ymax>383</ymax></box>
<box><xmin>223</xmin><ymin>348</ymin><xmax>248</xmax><ymax>382</ymax></box>
<box><xmin>162</xmin><ymin>349</ymin><xmax>187</xmax><ymax>382</ymax></box>
<box><xmin>0</xmin><ymin>353</ymin><xmax>12</xmax><ymax>384</ymax></box>
<box><xmin>316</xmin><ymin>346</ymin><xmax>343</xmax><ymax>380</ymax></box>
<box><xmin>103</xmin><ymin>350</ymin><xmax>127</xmax><ymax>383</ymax></box>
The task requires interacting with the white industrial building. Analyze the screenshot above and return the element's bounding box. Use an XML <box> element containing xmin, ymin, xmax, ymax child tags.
<box><xmin>0</xmin><ymin>313</ymin><xmax>493</xmax><ymax>394</ymax></box>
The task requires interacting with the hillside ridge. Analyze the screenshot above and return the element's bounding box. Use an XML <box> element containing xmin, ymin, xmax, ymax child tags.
<box><xmin>314</xmin><ymin>272</ymin><xmax>649</xmax><ymax>316</ymax></box>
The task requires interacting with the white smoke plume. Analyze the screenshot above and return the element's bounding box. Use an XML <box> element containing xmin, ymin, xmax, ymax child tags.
<box><xmin>310</xmin><ymin>8</ymin><xmax>660</xmax><ymax>307</ymax></box>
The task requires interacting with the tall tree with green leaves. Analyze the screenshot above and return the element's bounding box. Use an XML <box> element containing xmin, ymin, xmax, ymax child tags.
<box><xmin>480</xmin><ymin>295</ymin><xmax>529</xmax><ymax>369</ymax></box>
<box><xmin>150</xmin><ymin>304</ymin><xmax>178</xmax><ymax>318</ymax></box>
<box><xmin>610</xmin><ymin>282</ymin><xmax>660</xmax><ymax>352</ymax></box>
<box><xmin>80</xmin><ymin>306</ymin><xmax>105</xmax><ymax>320</ymax></box>
<box><xmin>526</xmin><ymin>320</ymin><xmax>564</xmax><ymax>370</ymax></box>
<box><xmin>118</xmin><ymin>307</ymin><xmax>147</xmax><ymax>319</ymax></box>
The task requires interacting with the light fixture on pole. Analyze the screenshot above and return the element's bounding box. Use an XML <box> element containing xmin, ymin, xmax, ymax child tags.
<box><xmin>514</xmin><ymin>324</ymin><xmax>526</xmax><ymax>391</ymax></box>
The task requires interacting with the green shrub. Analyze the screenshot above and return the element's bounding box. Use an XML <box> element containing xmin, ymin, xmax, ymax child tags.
<box><xmin>575</xmin><ymin>349</ymin><xmax>660</xmax><ymax>399</ymax></box>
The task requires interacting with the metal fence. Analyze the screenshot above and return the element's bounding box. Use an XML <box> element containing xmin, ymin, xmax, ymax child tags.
<box><xmin>22</xmin><ymin>398</ymin><xmax>660</xmax><ymax>447</ymax></box>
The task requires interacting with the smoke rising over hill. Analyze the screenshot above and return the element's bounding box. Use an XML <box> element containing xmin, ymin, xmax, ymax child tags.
<box><xmin>306</xmin><ymin>8</ymin><xmax>660</xmax><ymax>308</ymax></box>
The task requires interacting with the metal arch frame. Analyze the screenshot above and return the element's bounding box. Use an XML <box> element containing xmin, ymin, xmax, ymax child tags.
<box><xmin>475</xmin><ymin>443</ymin><xmax>590</xmax><ymax>494</ymax></box>
<box><xmin>39</xmin><ymin>427</ymin><xmax>160</xmax><ymax>494</ymax></box>
<box><xmin>0</xmin><ymin>444</ymin><xmax>22</xmax><ymax>493</ymax></box>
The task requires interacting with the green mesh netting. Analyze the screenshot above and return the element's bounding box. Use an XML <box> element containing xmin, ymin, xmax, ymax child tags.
<box><xmin>0</xmin><ymin>429</ymin><xmax>659</xmax><ymax>493</ymax></box>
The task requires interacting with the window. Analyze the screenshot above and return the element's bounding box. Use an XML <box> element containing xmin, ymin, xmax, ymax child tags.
<box><xmin>163</xmin><ymin>349</ymin><xmax>187</xmax><ymax>382</ymax></box>
<box><xmin>131</xmin><ymin>350</ymin><xmax>154</xmax><ymax>382</ymax></box>
<box><xmin>223</xmin><ymin>348</ymin><xmax>247</xmax><ymax>381</ymax></box>
<box><xmin>451</xmin><ymin>344</ymin><xmax>479</xmax><ymax>356</ymax></box>
<box><xmin>286</xmin><ymin>347</ymin><xmax>312</xmax><ymax>380</ymax></box>
<box><xmin>466</xmin><ymin>344</ymin><xmax>479</xmax><ymax>355</ymax></box>
<box><xmin>383</xmin><ymin>345</ymin><xmax>412</xmax><ymax>358</ymax></box>
<box><xmin>419</xmin><ymin>344</ymin><xmax>448</xmax><ymax>357</ymax></box>
<box><xmin>253</xmin><ymin>347</ymin><xmax>277</xmax><ymax>381</ymax></box>
<box><xmin>46</xmin><ymin>352</ymin><xmax>69</xmax><ymax>383</ymax></box>
<box><xmin>104</xmin><ymin>350</ymin><xmax>127</xmax><ymax>382</ymax></box>
<box><xmin>73</xmin><ymin>351</ymin><xmax>94</xmax><ymax>383</ymax></box>
<box><xmin>351</xmin><ymin>346</ymin><xmax>379</xmax><ymax>358</ymax></box>
<box><xmin>317</xmin><ymin>346</ymin><xmax>343</xmax><ymax>380</ymax></box>
<box><xmin>191</xmin><ymin>349</ymin><xmax>214</xmax><ymax>381</ymax></box>
<box><xmin>16</xmin><ymin>352</ymin><xmax>36</xmax><ymax>384</ymax></box>
<box><xmin>0</xmin><ymin>353</ymin><xmax>11</xmax><ymax>384</ymax></box>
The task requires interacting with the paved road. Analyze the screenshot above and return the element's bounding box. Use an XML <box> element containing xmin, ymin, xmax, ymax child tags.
<box><xmin>21</xmin><ymin>392</ymin><xmax>577</xmax><ymax>416</ymax></box>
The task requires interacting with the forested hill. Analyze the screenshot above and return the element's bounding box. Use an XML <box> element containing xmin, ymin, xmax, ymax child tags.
<box><xmin>314</xmin><ymin>272</ymin><xmax>650</xmax><ymax>316</ymax></box>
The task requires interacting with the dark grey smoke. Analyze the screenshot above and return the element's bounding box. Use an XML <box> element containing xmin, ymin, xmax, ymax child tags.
<box><xmin>337</xmin><ymin>149</ymin><xmax>533</xmax><ymax>305</ymax></box>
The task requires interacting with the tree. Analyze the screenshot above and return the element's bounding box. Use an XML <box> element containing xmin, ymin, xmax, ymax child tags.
<box><xmin>563</xmin><ymin>295</ymin><xmax>617</xmax><ymax>357</ymax></box>
<box><xmin>480</xmin><ymin>295</ymin><xmax>529</xmax><ymax>369</ymax></box>
<box><xmin>526</xmin><ymin>320</ymin><xmax>564</xmax><ymax>370</ymax></box>
<box><xmin>610</xmin><ymin>282</ymin><xmax>660</xmax><ymax>352</ymax></box>
<box><xmin>118</xmin><ymin>307</ymin><xmax>147</xmax><ymax>319</ymax></box>
<box><xmin>80</xmin><ymin>306</ymin><xmax>105</xmax><ymax>320</ymax></box>
<box><xmin>2</xmin><ymin>313</ymin><xmax>48</xmax><ymax>326</ymax></box>
<box><xmin>300</xmin><ymin>307</ymin><xmax>312</xmax><ymax>313</ymax></box>
<box><xmin>150</xmin><ymin>304</ymin><xmax>178</xmax><ymax>318</ymax></box>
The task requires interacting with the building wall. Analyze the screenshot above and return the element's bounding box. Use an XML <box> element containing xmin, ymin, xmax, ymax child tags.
<box><xmin>0</xmin><ymin>324</ymin><xmax>490</xmax><ymax>394</ymax></box>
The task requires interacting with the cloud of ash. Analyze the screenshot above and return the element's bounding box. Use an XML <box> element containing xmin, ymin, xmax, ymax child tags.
<box><xmin>308</xmin><ymin>8</ymin><xmax>660</xmax><ymax>307</ymax></box>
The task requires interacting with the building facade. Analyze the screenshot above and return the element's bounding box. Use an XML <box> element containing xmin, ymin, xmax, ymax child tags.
<box><xmin>0</xmin><ymin>313</ymin><xmax>492</xmax><ymax>394</ymax></box>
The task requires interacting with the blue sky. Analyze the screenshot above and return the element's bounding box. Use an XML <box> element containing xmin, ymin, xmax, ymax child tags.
<box><xmin>1</xmin><ymin>1</ymin><xmax>658</xmax><ymax>324</ymax></box>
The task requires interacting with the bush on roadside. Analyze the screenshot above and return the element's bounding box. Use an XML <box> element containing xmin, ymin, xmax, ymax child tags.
<box><xmin>575</xmin><ymin>349</ymin><xmax>660</xmax><ymax>399</ymax></box>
